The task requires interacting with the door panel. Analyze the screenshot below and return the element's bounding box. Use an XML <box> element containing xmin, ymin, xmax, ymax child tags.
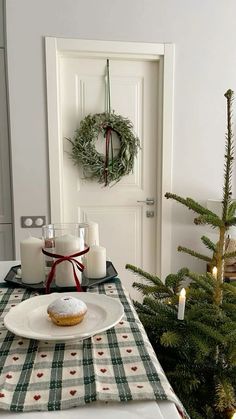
<box><xmin>0</xmin><ymin>51</ymin><xmax>12</xmax><ymax>224</ymax></box>
<box><xmin>59</xmin><ymin>56</ymin><xmax>159</xmax><ymax>299</ymax></box>
<box><xmin>0</xmin><ymin>224</ymin><xmax>13</xmax><ymax>261</ymax></box>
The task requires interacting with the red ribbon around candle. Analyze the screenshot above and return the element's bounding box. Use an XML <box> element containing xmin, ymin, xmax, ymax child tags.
<box><xmin>42</xmin><ymin>246</ymin><xmax>90</xmax><ymax>293</ymax></box>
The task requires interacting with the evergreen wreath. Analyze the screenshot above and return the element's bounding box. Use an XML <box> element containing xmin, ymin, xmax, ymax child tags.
<box><xmin>70</xmin><ymin>112</ymin><xmax>140</xmax><ymax>186</ymax></box>
<box><xmin>70</xmin><ymin>60</ymin><xmax>140</xmax><ymax>186</ymax></box>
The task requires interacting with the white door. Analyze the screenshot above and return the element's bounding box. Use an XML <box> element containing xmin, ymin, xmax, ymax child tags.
<box><xmin>0</xmin><ymin>50</ymin><xmax>13</xmax><ymax>260</ymax></box>
<box><xmin>46</xmin><ymin>39</ymin><xmax>174</xmax><ymax>300</ymax></box>
<box><xmin>60</xmin><ymin>57</ymin><xmax>157</xmax><ymax>299</ymax></box>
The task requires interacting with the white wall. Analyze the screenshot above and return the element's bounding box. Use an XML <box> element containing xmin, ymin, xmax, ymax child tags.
<box><xmin>5</xmin><ymin>0</ymin><xmax>236</xmax><ymax>275</ymax></box>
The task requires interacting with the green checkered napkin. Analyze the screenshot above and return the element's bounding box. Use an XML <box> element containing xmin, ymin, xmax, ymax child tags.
<box><xmin>0</xmin><ymin>280</ymin><xmax>187</xmax><ymax>416</ymax></box>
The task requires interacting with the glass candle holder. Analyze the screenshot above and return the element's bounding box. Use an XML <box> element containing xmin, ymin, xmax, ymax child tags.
<box><xmin>42</xmin><ymin>223</ymin><xmax>89</xmax><ymax>290</ymax></box>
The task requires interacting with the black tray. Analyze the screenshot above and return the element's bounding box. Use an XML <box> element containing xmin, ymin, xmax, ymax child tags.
<box><xmin>4</xmin><ymin>261</ymin><xmax>118</xmax><ymax>292</ymax></box>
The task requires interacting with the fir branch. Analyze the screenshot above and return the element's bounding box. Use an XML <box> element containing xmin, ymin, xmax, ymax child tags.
<box><xmin>227</xmin><ymin>201</ymin><xmax>236</xmax><ymax>218</ymax></box>
<box><xmin>205</xmin><ymin>272</ymin><xmax>216</xmax><ymax>286</ymax></box>
<box><xmin>205</xmin><ymin>272</ymin><xmax>218</xmax><ymax>285</ymax></box>
<box><xmin>187</xmin><ymin>272</ymin><xmax>214</xmax><ymax>293</ymax></box>
<box><xmin>194</xmin><ymin>214</ymin><xmax>224</xmax><ymax>227</ymax></box>
<box><xmin>132</xmin><ymin>282</ymin><xmax>172</xmax><ymax>296</ymax></box>
<box><xmin>125</xmin><ymin>263</ymin><xmax>163</xmax><ymax>286</ymax></box>
<box><xmin>142</xmin><ymin>296</ymin><xmax>177</xmax><ymax>318</ymax></box>
<box><xmin>189</xmin><ymin>321</ymin><xmax>225</xmax><ymax>343</ymax></box>
<box><xmin>225</xmin><ymin>216</ymin><xmax>236</xmax><ymax>227</ymax></box>
<box><xmin>177</xmin><ymin>267</ymin><xmax>190</xmax><ymax>277</ymax></box>
<box><xmin>215</xmin><ymin>378</ymin><xmax>235</xmax><ymax>413</ymax></box>
<box><xmin>186</xmin><ymin>198</ymin><xmax>215</xmax><ymax>216</ymax></box>
<box><xmin>187</xmin><ymin>303</ymin><xmax>220</xmax><ymax>323</ymax></box>
<box><xmin>164</xmin><ymin>273</ymin><xmax>182</xmax><ymax>291</ymax></box>
<box><xmin>165</xmin><ymin>268</ymin><xmax>189</xmax><ymax>292</ymax></box>
<box><xmin>224</xmin><ymin>327</ymin><xmax>236</xmax><ymax>344</ymax></box>
<box><xmin>167</xmin><ymin>367</ymin><xmax>201</xmax><ymax>392</ymax></box>
<box><xmin>201</xmin><ymin>235</ymin><xmax>217</xmax><ymax>252</ymax></box>
<box><xmin>187</xmin><ymin>288</ymin><xmax>213</xmax><ymax>303</ymax></box>
<box><xmin>136</xmin><ymin>313</ymin><xmax>163</xmax><ymax>329</ymax></box>
<box><xmin>222</xmin><ymin>282</ymin><xmax>236</xmax><ymax>296</ymax></box>
<box><xmin>221</xmin><ymin>303</ymin><xmax>236</xmax><ymax>318</ymax></box>
<box><xmin>227</xmin><ymin>346</ymin><xmax>236</xmax><ymax>365</ymax></box>
<box><xmin>160</xmin><ymin>331</ymin><xmax>181</xmax><ymax>347</ymax></box>
<box><xmin>138</xmin><ymin>313</ymin><xmax>177</xmax><ymax>332</ymax></box>
<box><xmin>164</xmin><ymin>192</ymin><xmax>188</xmax><ymax>206</ymax></box>
<box><xmin>223</xmin><ymin>250</ymin><xmax>236</xmax><ymax>260</ymax></box>
<box><xmin>134</xmin><ymin>300</ymin><xmax>157</xmax><ymax>316</ymax></box>
<box><xmin>188</xmin><ymin>334</ymin><xmax>212</xmax><ymax>356</ymax></box>
<box><xmin>165</xmin><ymin>193</ymin><xmax>217</xmax><ymax>217</ymax></box>
<box><xmin>178</xmin><ymin>246</ymin><xmax>212</xmax><ymax>262</ymax></box>
<box><xmin>219</xmin><ymin>318</ymin><xmax>236</xmax><ymax>332</ymax></box>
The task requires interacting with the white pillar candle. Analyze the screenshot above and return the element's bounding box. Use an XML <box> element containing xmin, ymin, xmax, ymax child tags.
<box><xmin>86</xmin><ymin>221</ymin><xmax>99</xmax><ymax>247</ymax></box>
<box><xmin>84</xmin><ymin>245</ymin><xmax>106</xmax><ymax>279</ymax></box>
<box><xmin>212</xmin><ymin>266</ymin><xmax>217</xmax><ymax>279</ymax></box>
<box><xmin>20</xmin><ymin>237</ymin><xmax>45</xmax><ymax>284</ymax></box>
<box><xmin>177</xmin><ymin>288</ymin><xmax>186</xmax><ymax>320</ymax></box>
<box><xmin>55</xmin><ymin>234</ymin><xmax>81</xmax><ymax>287</ymax></box>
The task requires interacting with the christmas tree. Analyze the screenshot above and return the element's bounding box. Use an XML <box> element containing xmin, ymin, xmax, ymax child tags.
<box><xmin>126</xmin><ymin>90</ymin><xmax>236</xmax><ymax>419</ymax></box>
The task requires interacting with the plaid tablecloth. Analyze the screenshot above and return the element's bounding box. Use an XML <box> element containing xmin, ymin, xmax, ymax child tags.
<box><xmin>0</xmin><ymin>279</ymin><xmax>187</xmax><ymax>416</ymax></box>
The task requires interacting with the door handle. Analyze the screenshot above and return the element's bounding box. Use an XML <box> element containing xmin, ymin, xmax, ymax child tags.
<box><xmin>137</xmin><ymin>198</ymin><xmax>155</xmax><ymax>205</ymax></box>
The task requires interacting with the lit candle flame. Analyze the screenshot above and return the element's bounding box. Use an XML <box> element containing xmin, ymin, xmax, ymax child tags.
<box><xmin>212</xmin><ymin>266</ymin><xmax>217</xmax><ymax>279</ymax></box>
<box><xmin>231</xmin><ymin>413</ymin><xmax>236</xmax><ymax>419</ymax></box>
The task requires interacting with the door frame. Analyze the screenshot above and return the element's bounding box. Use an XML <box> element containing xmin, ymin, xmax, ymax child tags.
<box><xmin>45</xmin><ymin>38</ymin><xmax>174</xmax><ymax>280</ymax></box>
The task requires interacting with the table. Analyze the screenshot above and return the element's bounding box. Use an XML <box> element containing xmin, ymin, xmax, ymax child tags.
<box><xmin>0</xmin><ymin>261</ymin><xmax>181</xmax><ymax>419</ymax></box>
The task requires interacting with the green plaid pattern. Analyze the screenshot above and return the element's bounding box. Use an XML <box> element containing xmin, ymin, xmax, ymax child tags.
<box><xmin>0</xmin><ymin>280</ymin><xmax>187</xmax><ymax>416</ymax></box>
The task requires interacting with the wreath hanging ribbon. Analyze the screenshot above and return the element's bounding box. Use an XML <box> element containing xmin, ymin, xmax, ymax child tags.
<box><xmin>104</xmin><ymin>127</ymin><xmax>112</xmax><ymax>186</ymax></box>
<box><xmin>42</xmin><ymin>246</ymin><xmax>90</xmax><ymax>293</ymax></box>
<box><xmin>104</xmin><ymin>59</ymin><xmax>113</xmax><ymax>186</ymax></box>
<box><xmin>69</xmin><ymin>59</ymin><xmax>140</xmax><ymax>186</ymax></box>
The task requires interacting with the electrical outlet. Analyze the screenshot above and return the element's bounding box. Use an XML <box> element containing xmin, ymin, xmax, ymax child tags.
<box><xmin>21</xmin><ymin>216</ymin><xmax>46</xmax><ymax>228</ymax></box>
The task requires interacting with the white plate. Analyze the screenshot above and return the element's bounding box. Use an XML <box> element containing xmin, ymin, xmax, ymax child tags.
<box><xmin>4</xmin><ymin>292</ymin><xmax>124</xmax><ymax>341</ymax></box>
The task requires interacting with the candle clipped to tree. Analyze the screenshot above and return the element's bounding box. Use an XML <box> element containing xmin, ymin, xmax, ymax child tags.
<box><xmin>126</xmin><ymin>90</ymin><xmax>236</xmax><ymax>419</ymax></box>
<box><xmin>177</xmin><ymin>288</ymin><xmax>186</xmax><ymax>320</ymax></box>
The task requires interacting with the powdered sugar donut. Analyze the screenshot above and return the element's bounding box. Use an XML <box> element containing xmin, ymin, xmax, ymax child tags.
<box><xmin>47</xmin><ymin>296</ymin><xmax>87</xmax><ymax>326</ymax></box>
